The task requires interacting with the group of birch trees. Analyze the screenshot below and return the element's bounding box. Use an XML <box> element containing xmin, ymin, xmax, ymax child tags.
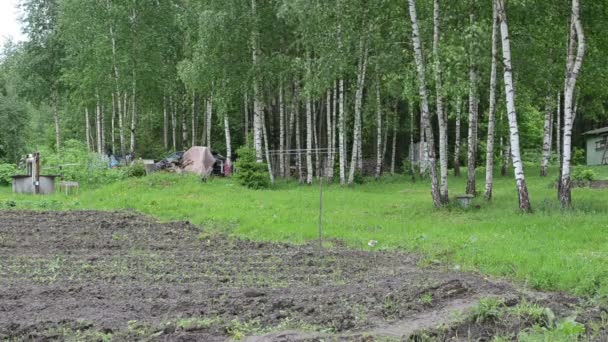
<box><xmin>2</xmin><ymin>0</ymin><xmax>606</xmax><ymax>210</ymax></box>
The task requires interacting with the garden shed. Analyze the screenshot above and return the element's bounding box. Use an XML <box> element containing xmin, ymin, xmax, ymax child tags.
<box><xmin>583</xmin><ymin>126</ymin><xmax>608</xmax><ymax>165</ymax></box>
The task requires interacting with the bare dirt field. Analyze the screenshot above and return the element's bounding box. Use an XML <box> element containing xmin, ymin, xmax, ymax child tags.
<box><xmin>0</xmin><ymin>211</ymin><xmax>600</xmax><ymax>341</ymax></box>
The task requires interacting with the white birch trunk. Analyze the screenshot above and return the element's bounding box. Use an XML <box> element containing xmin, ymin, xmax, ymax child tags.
<box><xmin>163</xmin><ymin>96</ymin><xmax>168</xmax><ymax>150</ymax></box>
<box><xmin>330</xmin><ymin>81</ymin><xmax>337</xmax><ymax>180</ymax></box>
<box><xmin>171</xmin><ymin>96</ymin><xmax>177</xmax><ymax>151</ymax></box>
<box><xmin>191</xmin><ymin>92</ymin><xmax>196</xmax><ymax>147</ymax></box>
<box><xmin>540</xmin><ymin>98</ymin><xmax>553</xmax><ymax>176</ymax></box>
<box><xmin>182</xmin><ymin>95</ymin><xmax>188</xmax><ymax>149</ymax></box>
<box><xmin>408</xmin><ymin>0</ymin><xmax>442</xmax><ymax>207</ymax></box>
<box><xmin>348</xmin><ymin>35</ymin><xmax>368</xmax><ymax>185</ymax></box>
<box><xmin>295</xmin><ymin>81</ymin><xmax>303</xmax><ymax>182</ymax></box>
<box><xmin>496</xmin><ymin>0</ymin><xmax>532</xmax><ymax>212</ymax></box>
<box><xmin>454</xmin><ymin>97</ymin><xmax>462</xmax><ymax>176</ymax></box>
<box><xmin>279</xmin><ymin>83</ymin><xmax>285</xmax><ymax>177</ymax></box>
<box><xmin>111</xmin><ymin>93</ymin><xmax>116</xmax><ymax>155</ymax></box>
<box><xmin>433</xmin><ymin>0</ymin><xmax>449</xmax><ymax>203</ymax></box>
<box><xmin>484</xmin><ymin>2</ymin><xmax>499</xmax><ymax>200</ymax></box>
<box><xmin>306</xmin><ymin>95</ymin><xmax>313</xmax><ymax>184</ymax></box>
<box><xmin>409</xmin><ymin>100</ymin><xmax>416</xmax><ymax>178</ymax></box>
<box><xmin>224</xmin><ymin>112</ymin><xmax>232</xmax><ymax>163</ymax></box>
<box><xmin>244</xmin><ymin>92</ymin><xmax>250</xmax><ymax>147</ymax></box>
<box><xmin>559</xmin><ymin>0</ymin><xmax>585</xmax><ymax>208</ymax></box>
<box><xmin>96</xmin><ymin>95</ymin><xmax>102</xmax><ymax>155</ymax></box>
<box><xmin>206</xmin><ymin>95</ymin><xmax>213</xmax><ymax>148</ymax></box>
<box><xmin>338</xmin><ymin>78</ymin><xmax>346</xmax><ymax>185</ymax></box>
<box><xmin>85</xmin><ymin>107</ymin><xmax>91</xmax><ymax>151</ymax></box>
<box><xmin>555</xmin><ymin>92</ymin><xmax>561</xmax><ymax>168</ymax></box>
<box><xmin>262</xmin><ymin>109</ymin><xmax>274</xmax><ymax>184</ymax></box>
<box><xmin>251</xmin><ymin>0</ymin><xmax>263</xmax><ymax>162</ymax></box>
<box><xmin>326</xmin><ymin>88</ymin><xmax>333</xmax><ymax>179</ymax></box>
<box><xmin>466</xmin><ymin>13</ymin><xmax>479</xmax><ymax>196</ymax></box>
<box><xmin>130</xmin><ymin>76</ymin><xmax>137</xmax><ymax>154</ymax></box>
<box><xmin>375</xmin><ymin>79</ymin><xmax>383</xmax><ymax>179</ymax></box>
<box><xmin>390</xmin><ymin>107</ymin><xmax>397</xmax><ymax>175</ymax></box>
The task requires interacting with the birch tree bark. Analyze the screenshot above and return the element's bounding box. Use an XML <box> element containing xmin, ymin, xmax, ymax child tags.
<box><xmin>375</xmin><ymin>78</ymin><xmax>383</xmax><ymax>179</ymax></box>
<box><xmin>111</xmin><ymin>94</ymin><xmax>116</xmax><ymax>154</ymax></box>
<box><xmin>130</xmin><ymin>76</ymin><xmax>137</xmax><ymax>154</ymax></box>
<box><xmin>251</xmin><ymin>0</ymin><xmax>263</xmax><ymax>162</ymax></box>
<box><xmin>409</xmin><ymin>100</ymin><xmax>416</xmax><ymax>179</ymax></box>
<box><xmin>306</xmin><ymin>95</ymin><xmax>313</xmax><ymax>184</ymax></box>
<box><xmin>244</xmin><ymin>92</ymin><xmax>250</xmax><ymax>147</ymax></box>
<box><xmin>408</xmin><ymin>0</ymin><xmax>442</xmax><ymax>207</ymax></box>
<box><xmin>85</xmin><ymin>107</ymin><xmax>91</xmax><ymax>151</ymax></box>
<box><xmin>182</xmin><ymin>94</ymin><xmax>188</xmax><ymax>149</ymax></box>
<box><xmin>262</xmin><ymin>109</ymin><xmax>274</xmax><ymax>184</ymax></box>
<box><xmin>171</xmin><ymin>96</ymin><xmax>177</xmax><ymax>151</ymax></box>
<box><xmin>496</xmin><ymin>0</ymin><xmax>532</xmax><ymax>212</ymax></box>
<box><xmin>454</xmin><ymin>97</ymin><xmax>462</xmax><ymax>176</ymax></box>
<box><xmin>191</xmin><ymin>92</ymin><xmax>196</xmax><ymax>147</ymax></box>
<box><xmin>294</xmin><ymin>81</ymin><xmax>303</xmax><ymax>182</ymax></box>
<box><xmin>390</xmin><ymin>106</ymin><xmax>397</xmax><ymax>174</ymax></box>
<box><xmin>433</xmin><ymin>0</ymin><xmax>449</xmax><ymax>203</ymax></box>
<box><xmin>326</xmin><ymin>88</ymin><xmax>333</xmax><ymax>179</ymax></box>
<box><xmin>286</xmin><ymin>86</ymin><xmax>295</xmax><ymax>178</ymax></box>
<box><xmin>96</xmin><ymin>94</ymin><xmax>102</xmax><ymax>154</ymax></box>
<box><xmin>484</xmin><ymin>2</ymin><xmax>499</xmax><ymax>200</ymax></box>
<box><xmin>338</xmin><ymin>78</ymin><xmax>346</xmax><ymax>185</ymax></box>
<box><xmin>466</xmin><ymin>12</ymin><xmax>479</xmax><ymax>196</ymax></box>
<box><xmin>330</xmin><ymin>81</ymin><xmax>337</xmax><ymax>180</ymax></box>
<box><xmin>540</xmin><ymin>98</ymin><xmax>553</xmax><ymax>176</ymax></box>
<box><xmin>224</xmin><ymin>112</ymin><xmax>232</xmax><ymax>163</ymax></box>
<box><xmin>206</xmin><ymin>95</ymin><xmax>213</xmax><ymax>148</ymax></box>
<box><xmin>163</xmin><ymin>96</ymin><xmax>168</xmax><ymax>150</ymax></box>
<box><xmin>348</xmin><ymin>34</ymin><xmax>368</xmax><ymax>185</ymax></box>
<box><xmin>559</xmin><ymin>0</ymin><xmax>585</xmax><ymax>208</ymax></box>
<box><xmin>52</xmin><ymin>91</ymin><xmax>61</xmax><ymax>152</ymax></box>
<box><xmin>555</xmin><ymin>92</ymin><xmax>561</xmax><ymax>169</ymax></box>
<box><xmin>279</xmin><ymin>82</ymin><xmax>285</xmax><ymax>177</ymax></box>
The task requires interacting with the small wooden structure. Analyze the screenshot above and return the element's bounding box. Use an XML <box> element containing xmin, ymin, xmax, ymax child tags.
<box><xmin>583</xmin><ymin>127</ymin><xmax>608</xmax><ymax>166</ymax></box>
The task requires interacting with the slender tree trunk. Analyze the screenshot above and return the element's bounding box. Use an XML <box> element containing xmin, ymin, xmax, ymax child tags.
<box><xmin>279</xmin><ymin>82</ymin><xmax>285</xmax><ymax>177</ymax></box>
<box><xmin>130</xmin><ymin>76</ymin><xmax>137</xmax><ymax>154</ymax></box>
<box><xmin>466</xmin><ymin>12</ymin><xmax>479</xmax><ymax>196</ymax></box>
<box><xmin>171</xmin><ymin>96</ymin><xmax>177</xmax><ymax>151</ymax></box>
<box><xmin>191</xmin><ymin>92</ymin><xmax>196</xmax><ymax>147</ymax></box>
<box><xmin>390</xmin><ymin>105</ymin><xmax>397</xmax><ymax>175</ymax></box>
<box><xmin>182</xmin><ymin>94</ymin><xmax>188</xmax><ymax>149</ymax></box>
<box><xmin>85</xmin><ymin>107</ymin><xmax>91</xmax><ymax>151</ymax></box>
<box><xmin>306</xmin><ymin>95</ymin><xmax>314</xmax><ymax>184</ymax></box>
<box><xmin>163</xmin><ymin>96</ymin><xmax>168</xmax><ymax>150</ymax></box>
<box><xmin>111</xmin><ymin>93</ymin><xmax>116</xmax><ymax>155</ymax></box>
<box><xmin>251</xmin><ymin>0</ymin><xmax>263</xmax><ymax>162</ymax></box>
<box><xmin>118</xmin><ymin>92</ymin><xmax>126</xmax><ymax>160</ymax></box>
<box><xmin>408</xmin><ymin>0</ymin><xmax>442</xmax><ymax>207</ymax></box>
<box><xmin>433</xmin><ymin>0</ymin><xmax>449</xmax><ymax>203</ymax></box>
<box><xmin>313</xmin><ymin>101</ymin><xmax>320</xmax><ymax>179</ymax></box>
<box><xmin>206</xmin><ymin>95</ymin><xmax>212</xmax><ymax>148</ymax></box>
<box><xmin>286</xmin><ymin>85</ymin><xmax>295</xmax><ymax>179</ymax></box>
<box><xmin>338</xmin><ymin>78</ymin><xmax>346</xmax><ymax>185</ymax></box>
<box><xmin>100</xmin><ymin>103</ymin><xmax>105</xmax><ymax>155</ymax></box>
<box><xmin>262</xmin><ymin>109</ymin><xmax>274</xmax><ymax>184</ymax></box>
<box><xmin>409</xmin><ymin>100</ymin><xmax>416</xmax><ymax>180</ymax></box>
<box><xmin>381</xmin><ymin>116</ymin><xmax>388</xmax><ymax>172</ymax></box>
<box><xmin>326</xmin><ymin>88</ymin><xmax>333</xmax><ymax>179</ymax></box>
<box><xmin>484</xmin><ymin>3</ymin><xmax>499</xmax><ymax>200</ymax></box>
<box><xmin>295</xmin><ymin>81</ymin><xmax>303</xmax><ymax>183</ymax></box>
<box><xmin>454</xmin><ymin>97</ymin><xmax>462</xmax><ymax>176</ymax></box>
<box><xmin>348</xmin><ymin>34</ymin><xmax>369</xmax><ymax>185</ymax></box>
<box><xmin>224</xmin><ymin>112</ymin><xmax>232</xmax><ymax>163</ymax></box>
<box><xmin>244</xmin><ymin>92</ymin><xmax>250</xmax><ymax>147</ymax></box>
<box><xmin>96</xmin><ymin>94</ymin><xmax>102</xmax><ymax>155</ymax></box>
<box><xmin>555</xmin><ymin>92</ymin><xmax>561</xmax><ymax>172</ymax></box>
<box><xmin>375</xmin><ymin>78</ymin><xmax>383</xmax><ymax>179</ymax></box>
<box><xmin>559</xmin><ymin>0</ymin><xmax>585</xmax><ymax>208</ymax></box>
<box><xmin>330</xmin><ymin>81</ymin><xmax>337</xmax><ymax>180</ymax></box>
<box><xmin>540</xmin><ymin>98</ymin><xmax>553</xmax><ymax>176</ymax></box>
<box><xmin>496</xmin><ymin>0</ymin><xmax>532</xmax><ymax>212</ymax></box>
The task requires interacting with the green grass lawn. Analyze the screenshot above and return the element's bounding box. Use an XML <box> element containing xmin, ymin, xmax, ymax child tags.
<box><xmin>2</xmin><ymin>165</ymin><xmax>608</xmax><ymax>298</ymax></box>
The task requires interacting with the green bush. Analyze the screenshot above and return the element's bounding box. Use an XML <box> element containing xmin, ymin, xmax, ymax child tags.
<box><xmin>234</xmin><ymin>146</ymin><xmax>270</xmax><ymax>189</ymax></box>
<box><xmin>0</xmin><ymin>163</ymin><xmax>16</xmax><ymax>186</ymax></box>
<box><xmin>572</xmin><ymin>147</ymin><xmax>586</xmax><ymax>165</ymax></box>
<box><xmin>123</xmin><ymin>160</ymin><xmax>147</xmax><ymax>178</ymax></box>
<box><xmin>572</xmin><ymin>168</ymin><xmax>597</xmax><ymax>182</ymax></box>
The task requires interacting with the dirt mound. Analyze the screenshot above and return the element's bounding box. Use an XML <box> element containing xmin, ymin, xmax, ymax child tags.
<box><xmin>0</xmin><ymin>211</ymin><xmax>600</xmax><ymax>341</ymax></box>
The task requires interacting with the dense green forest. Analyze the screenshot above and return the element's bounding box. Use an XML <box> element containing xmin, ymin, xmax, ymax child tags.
<box><xmin>0</xmin><ymin>0</ymin><xmax>606</xmax><ymax>209</ymax></box>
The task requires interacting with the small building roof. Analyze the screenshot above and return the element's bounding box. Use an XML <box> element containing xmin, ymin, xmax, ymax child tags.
<box><xmin>582</xmin><ymin>126</ymin><xmax>608</xmax><ymax>136</ymax></box>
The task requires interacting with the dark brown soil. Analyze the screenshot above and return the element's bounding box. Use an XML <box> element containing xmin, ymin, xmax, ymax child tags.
<box><xmin>0</xmin><ymin>211</ymin><xmax>601</xmax><ymax>341</ymax></box>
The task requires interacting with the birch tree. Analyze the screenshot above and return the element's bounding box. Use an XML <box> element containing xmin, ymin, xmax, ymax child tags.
<box><xmin>433</xmin><ymin>0</ymin><xmax>449</xmax><ymax>203</ymax></box>
<box><xmin>484</xmin><ymin>2</ymin><xmax>499</xmax><ymax>200</ymax></box>
<box><xmin>466</xmin><ymin>12</ymin><xmax>479</xmax><ymax>196</ymax></box>
<box><xmin>407</xmin><ymin>0</ymin><xmax>442</xmax><ymax>208</ymax></box>
<box><xmin>540</xmin><ymin>98</ymin><xmax>554</xmax><ymax>176</ymax></box>
<box><xmin>559</xmin><ymin>0</ymin><xmax>585</xmax><ymax>208</ymax></box>
<box><xmin>496</xmin><ymin>0</ymin><xmax>532</xmax><ymax>212</ymax></box>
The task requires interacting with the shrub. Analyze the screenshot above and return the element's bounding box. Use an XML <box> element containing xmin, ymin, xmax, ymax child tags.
<box><xmin>572</xmin><ymin>147</ymin><xmax>586</xmax><ymax>165</ymax></box>
<box><xmin>123</xmin><ymin>160</ymin><xmax>147</xmax><ymax>178</ymax></box>
<box><xmin>572</xmin><ymin>168</ymin><xmax>597</xmax><ymax>182</ymax></box>
<box><xmin>234</xmin><ymin>146</ymin><xmax>270</xmax><ymax>189</ymax></box>
<box><xmin>0</xmin><ymin>163</ymin><xmax>16</xmax><ymax>186</ymax></box>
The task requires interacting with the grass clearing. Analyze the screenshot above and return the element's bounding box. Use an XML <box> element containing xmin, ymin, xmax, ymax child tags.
<box><xmin>1</xmin><ymin>165</ymin><xmax>608</xmax><ymax>298</ymax></box>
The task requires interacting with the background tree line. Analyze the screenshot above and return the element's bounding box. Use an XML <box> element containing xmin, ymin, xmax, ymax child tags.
<box><xmin>0</xmin><ymin>0</ymin><xmax>606</xmax><ymax>209</ymax></box>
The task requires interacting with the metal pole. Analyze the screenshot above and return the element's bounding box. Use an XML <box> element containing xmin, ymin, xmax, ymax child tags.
<box><xmin>318</xmin><ymin>157</ymin><xmax>324</xmax><ymax>249</ymax></box>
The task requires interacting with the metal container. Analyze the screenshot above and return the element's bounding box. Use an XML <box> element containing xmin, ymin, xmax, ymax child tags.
<box><xmin>12</xmin><ymin>175</ymin><xmax>58</xmax><ymax>194</ymax></box>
